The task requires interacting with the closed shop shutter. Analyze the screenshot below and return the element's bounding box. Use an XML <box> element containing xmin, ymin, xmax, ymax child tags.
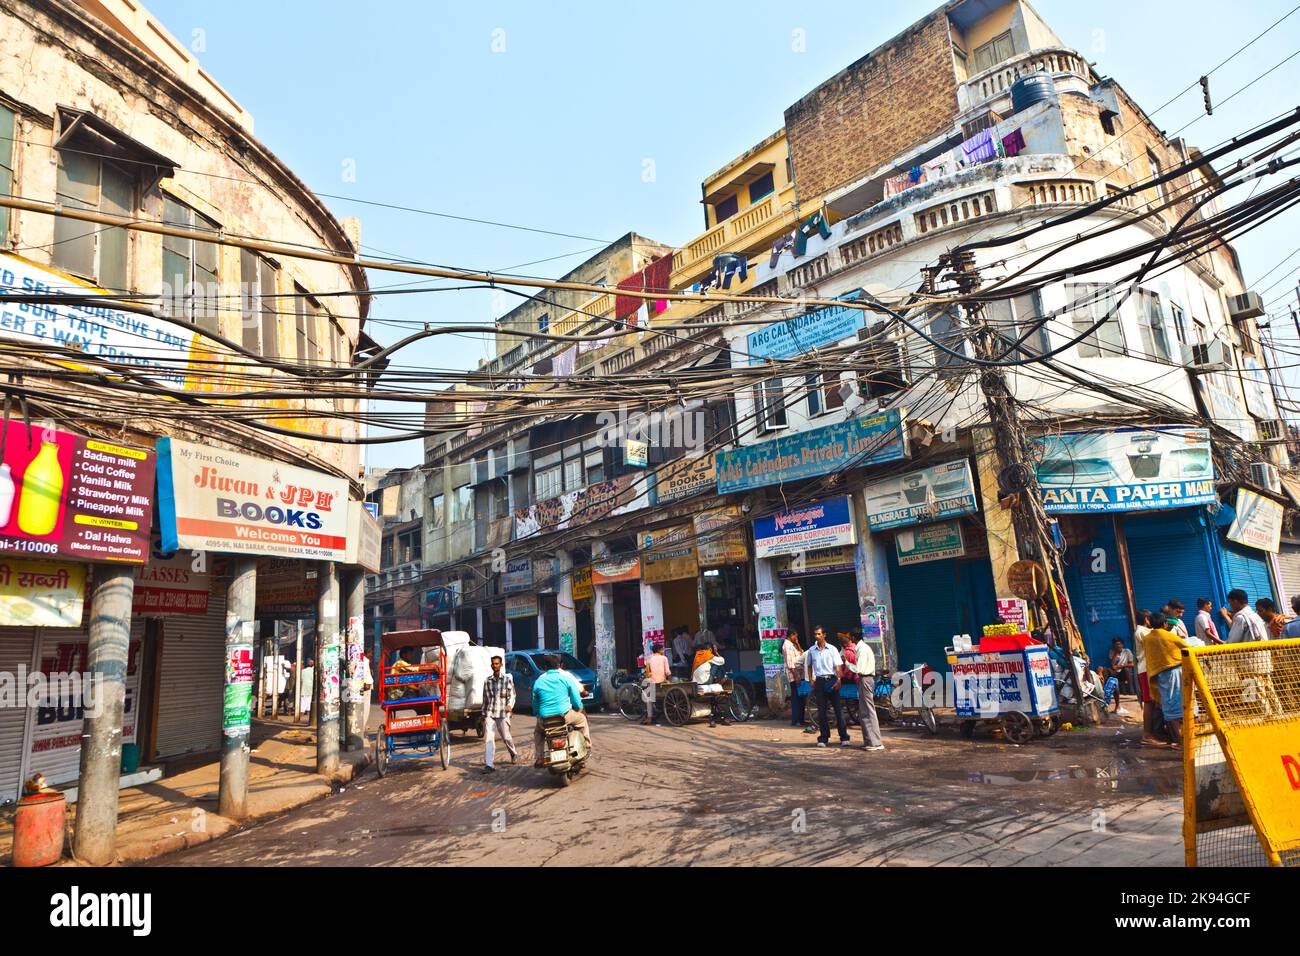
<box><xmin>1277</xmin><ymin>543</ymin><xmax>1300</xmax><ymax>606</ymax></box>
<box><xmin>801</xmin><ymin>573</ymin><xmax>860</xmax><ymax>639</ymax></box>
<box><xmin>0</xmin><ymin>629</ymin><xmax>36</xmax><ymax>804</ymax></box>
<box><xmin>1123</xmin><ymin>509</ymin><xmax>1215</xmax><ymax>634</ymax></box>
<box><xmin>153</xmin><ymin>589</ymin><xmax>226</xmax><ymax>759</ymax></box>
<box><xmin>509</xmin><ymin>616</ymin><xmax>539</xmax><ymax>651</ymax></box>
<box><xmin>1221</xmin><ymin>538</ymin><xmax>1276</xmax><ymax>606</ymax></box>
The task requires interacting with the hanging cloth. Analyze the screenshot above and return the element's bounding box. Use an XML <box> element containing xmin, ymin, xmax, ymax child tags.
<box><xmin>614</xmin><ymin>270</ymin><xmax>645</xmax><ymax>323</ymax></box>
<box><xmin>1001</xmin><ymin>128</ymin><xmax>1026</xmax><ymax>157</ymax></box>
<box><xmin>643</xmin><ymin>252</ymin><xmax>675</xmax><ymax>315</ymax></box>
<box><xmin>792</xmin><ymin>210</ymin><xmax>831</xmax><ymax>256</ymax></box>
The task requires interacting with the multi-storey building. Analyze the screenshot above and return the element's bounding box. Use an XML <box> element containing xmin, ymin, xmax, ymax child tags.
<box><xmin>421</xmin><ymin>0</ymin><xmax>1289</xmax><ymax>707</ymax></box>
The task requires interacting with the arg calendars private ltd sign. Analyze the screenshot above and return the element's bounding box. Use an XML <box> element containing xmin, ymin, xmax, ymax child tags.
<box><xmin>156</xmin><ymin>439</ymin><xmax>350</xmax><ymax>561</ymax></box>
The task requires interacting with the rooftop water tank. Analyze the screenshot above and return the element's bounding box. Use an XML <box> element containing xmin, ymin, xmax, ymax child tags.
<box><xmin>1011</xmin><ymin>72</ymin><xmax>1056</xmax><ymax>113</ymax></box>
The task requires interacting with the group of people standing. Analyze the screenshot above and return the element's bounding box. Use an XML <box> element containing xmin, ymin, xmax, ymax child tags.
<box><xmin>781</xmin><ymin>626</ymin><xmax>884</xmax><ymax>751</ymax></box>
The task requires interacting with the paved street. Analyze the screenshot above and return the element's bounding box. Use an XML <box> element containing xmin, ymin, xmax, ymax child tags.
<box><xmin>149</xmin><ymin>711</ymin><xmax>1183</xmax><ymax>867</ymax></box>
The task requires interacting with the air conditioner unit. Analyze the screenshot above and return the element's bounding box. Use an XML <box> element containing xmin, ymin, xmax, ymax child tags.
<box><xmin>1183</xmin><ymin>340</ymin><xmax>1230</xmax><ymax>370</ymax></box>
<box><xmin>1258</xmin><ymin>418</ymin><xmax>1287</xmax><ymax>443</ymax></box>
<box><xmin>1250</xmin><ymin>461</ymin><xmax>1280</xmax><ymax>493</ymax></box>
<box><xmin>1227</xmin><ymin>291</ymin><xmax>1265</xmax><ymax>321</ymax></box>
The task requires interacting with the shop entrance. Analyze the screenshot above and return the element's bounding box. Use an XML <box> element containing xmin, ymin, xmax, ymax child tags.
<box><xmin>612</xmin><ymin>580</ymin><xmax>641</xmax><ymax>669</ymax></box>
<box><xmin>702</xmin><ymin>565</ymin><xmax>749</xmax><ymax>636</ymax></box>
<box><xmin>888</xmin><ymin>551</ymin><xmax>997</xmax><ymax>671</ymax></box>
<box><xmin>510</xmin><ymin>615</ymin><xmax>539</xmax><ymax>651</ymax></box>
<box><xmin>791</xmin><ymin>572</ymin><xmax>859</xmax><ymax>645</ymax></box>
<box><xmin>575</xmin><ymin>605</ymin><xmax>594</xmax><ymax>667</ymax></box>
<box><xmin>661</xmin><ymin>577</ymin><xmax>700</xmax><ymax>638</ymax></box>
<box><xmin>1122</xmin><ymin>508</ymin><xmax>1217</xmax><ymax>637</ymax></box>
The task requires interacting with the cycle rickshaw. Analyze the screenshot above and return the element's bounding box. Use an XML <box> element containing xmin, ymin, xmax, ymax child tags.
<box><xmin>375</xmin><ymin>628</ymin><xmax>452</xmax><ymax>775</ymax></box>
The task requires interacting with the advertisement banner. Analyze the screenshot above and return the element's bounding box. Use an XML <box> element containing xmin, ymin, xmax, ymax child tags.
<box><xmin>1226</xmin><ymin>488</ymin><xmax>1283</xmax><ymax>553</ymax></box>
<box><xmin>753</xmin><ymin>496</ymin><xmax>856</xmax><ymax>560</ymax></box>
<box><xmin>716</xmin><ymin>409</ymin><xmax>908</xmax><ymax>494</ymax></box>
<box><xmin>223</xmin><ymin>642</ymin><xmax>254</xmax><ymax>737</ymax></box>
<box><xmin>0</xmin><ymin>420</ymin><xmax>154</xmax><ymax>564</ymax></box>
<box><xmin>0</xmin><ymin>559</ymin><xmax>85</xmax><ymax>626</ymax></box>
<box><xmin>133</xmin><ymin>550</ymin><xmax>210</xmax><ymax>616</ymax></box>
<box><xmin>1034</xmin><ymin>426</ymin><xmax>1216</xmax><ymax>514</ymax></box>
<box><xmin>345</xmin><ymin>500</ymin><xmax>381</xmax><ymax>572</ymax></box>
<box><xmin>254</xmin><ymin>558</ymin><xmax>318</xmax><ymax>617</ymax></box>
<box><xmin>895</xmin><ymin>520</ymin><xmax>964</xmax><ymax>566</ymax></box>
<box><xmin>694</xmin><ymin>506</ymin><xmax>749</xmax><ymax>566</ymax></box>
<box><xmin>863</xmin><ymin>459</ymin><xmax>977</xmax><ymax>530</ymax></box>
<box><xmin>572</xmin><ymin>565</ymin><xmax>593</xmax><ymax>600</ymax></box>
<box><xmin>514</xmin><ymin>474</ymin><xmax>638</xmax><ymax>540</ymax></box>
<box><xmin>653</xmin><ymin>454</ymin><xmax>716</xmax><ymax>504</ymax></box>
<box><xmin>778</xmin><ymin>545</ymin><xmax>856</xmax><ymax>579</ymax></box>
<box><xmin>156</xmin><ymin>438</ymin><xmax>349</xmax><ymax>560</ymax></box>
<box><xmin>745</xmin><ymin>291</ymin><xmax>865</xmax><ymax>362</ymax></box>
<box><xmin>0</xmin><ymin>253</ymin><xmax>200</xmax><ymax>389</ymax></box>
<box><xmin>641</xmin><ymin>524</ymin><xmax>698</xmax><ymax>584</ymax></box>
<box><xmin>505</xmin><ymin>592</ymin><xmax>538</xmax><ymax>619</ymax></box>
<box><xmin>502</xmin><ymin>556</ymin><xmax>533</xmax><ymax>593</ymax></box>
<box><xmin>591</xmin><ymin>555</ymin><xmax>640</xmax><ymax>585</ymax></box>
<box><xmin>996</xmin><ymin>597</ymin><xmax>1030</xmax><ymax>633</ymax></box>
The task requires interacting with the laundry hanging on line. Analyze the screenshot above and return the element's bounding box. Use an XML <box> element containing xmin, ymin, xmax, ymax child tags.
<box><xmin>642</xmin><ymin>252</ymin><xmax>675</xmax><ymax>315</ymax></box>
<box><xmin>1001</xmin><ymin>128</ymin><xmax>1026</xmax><ymax>157</ymax></box>
<box><xmin>792</xmin><ymin>210</ymin><xmax>831</xmax><ymax>256</ymax></box>
<box><xmin>960</xmin><ymin>128</ymin><xmax>998</xmax><ymax>165</ymax></box>
<box><xmin>712</xmin><ymin>253</ymin><xmax>748</xmax><ymax>289</ymax></box>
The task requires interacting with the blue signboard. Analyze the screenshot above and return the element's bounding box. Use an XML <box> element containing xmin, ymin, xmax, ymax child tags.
<box><xmin>716</xmin><ymin>409</ymin><xmax>908</xmax><ymax>494</ymax></box>
<box><xmin>1035</xmin><ymin>426</ymin><xmax>1216</xmax><ymax>514</ymax></box>
<box><xmin>753</xmin><ymin>495</ymin><xmax>856</xmax><ymax>559</ymax></box>
<box><xmin>745</xmin><ymin>290</ymin><xmax>865</xmax><ymax>363</ymax></box>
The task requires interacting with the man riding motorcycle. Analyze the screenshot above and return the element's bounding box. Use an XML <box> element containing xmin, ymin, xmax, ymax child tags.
<box><xmin>531</xmin><ymin>654</ymin><xmax>592</xmax><ymax>767</ymax></box>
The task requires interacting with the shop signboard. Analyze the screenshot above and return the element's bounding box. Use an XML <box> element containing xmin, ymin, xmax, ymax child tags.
<box><xmin>1034</xmin><ymin>426</ymin><xmax>1216</xmax><ymax>514</ymax></box>
<box><xmin>745</xmin><ymin>290</ymin><xmax>865</xmax><ymax>362</ymax></box>
<box><xmin>0</xmin><ymin>253</ymin><xmax>200</xmax><ymax>389</ymax></box>
<box><xmin>1240</xmin><ymin>357</ymin><xmax>1278</xmax><ymax>421</ymax></box>
<box><xmin>863</xmin><ymin>459</ymin><xmax>977</xmax><ymax>530</ymax></box>
<box><xmin>0</xmin><ymin>420</ymin><xmax>154</xmax><ymax>564</ymax></box>
<box><xmin>133</xmin><ymin>550</ymin><xmax>210</xmax><ymax>616</ymax></box>
<box><xmin>345</xmin><ymin>500</ymin><xmax>382</xmax><ymax>573</ymax></box>
<box><xmin>534</xmin><ymin>557</ymin><xmax>560</xmax><ymax>593</ymax></box>
<box><xmin>502</xmin><ymin>557</ymin><xmax>533</xmax><ymax>593</ymax></box>
<box><xmin>716</xmin><ymin>409</ymin><xmax>908</xmax><ymax>494</ymax></box>
<box><xmin>156</xmin><ymin>438</ymin><xmax>350</xmax><ymax>561</ymax></box>
<box><xmin>0</xmin><ymin>559</ymin><xmax>85</xmax><ymax>626</ymax></box>
<box><xmin>1226</xmin><ymin>488</ymin><xmax>1283</xmax><ymax>553</ymax></box>
<box><xmin>778</xmin><ymin>545</ymin><xmax>856</xmax><ymax>578</ymax></box>
<box><xmin>572</xmin><ymin>565</ymin><xmax>593</xmax><ymax>600</ymax></box>
<box><xmin>753</xmin><ymin>496</ymin><xmax>855</xmax><ymax>560</ymax></box>
<box><xmin>953</xmin><ymin>645</ymin><xmax>1056</xmax><ymax>718</ymax></box>
<box><xmin>514</xmin><ymin>473</ymin><xmax>638</xmax><ymax>540</ymax></box>
<box><xmin>653</xmin><ymin>454</ymin><xmax>715</xmax><ymax>504</ymax></box>
<box><xmin>254</xmin><ymin>558</ymin><xmax>318</xmax><ymax>618</ymax></box>
<box><xmin>426</xmin><ymin>582</ymin><xmax>460</xmax><ymax>613</ymax></box>
<box><xmin>591</xmin><ymin>555</ymin><xmax>640</xmax><ymax>585</ymax></box>
<box><xmin>625</xmin><ymin>439</ymin><xmax>649</xmax><ymax>468</ymax></box>
<box><xmin>996</xmin><ymin>597</ymin><xmax>1031</xmax><ymax>633</ymax></box>
<box><xmin>641</xmin><ymin>524</ymin><xmax>698</xmax><ymax>584</ymax></box>
<box><xmin>694</xmin><ymin>506</ymin><xmax>749</xmax><ymax>567</ymax></box>
<box><xmin>895</xmin><ymin>520</ymin><xmax>964</xmax><ymax>566</ymax></box>
<box><xmin>505</xmin><ymin>592</ymin><xmax>538</xmax><ymax>620</ymax></box>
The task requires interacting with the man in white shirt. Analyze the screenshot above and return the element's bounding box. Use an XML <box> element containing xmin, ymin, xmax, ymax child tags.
<box><xmin>671</xmin><ymin>627</ymin><xmax>691</xmax><ymax>675</ymax></box>
<box><xmin>691</xmin><ymin>646</ymin><xmax>728</xmax><ymax>727</ymax></box>
<box><xmin>848</xmin><ymin>630</ymin><xmax>884</xmax><ymax>751</ymax></box>
<box><xmin>1224</xmin><ymin>589</ymin><xmax>1268</xmax><ymax>644</ymax></box>
<box><xmin>1194</xmin><ymin>598</ymin><xmax>1221</xmax><ymax>645</ymax></box>
<box><xmin>804</xmin><ymin>626</ymin><xmax>849</xmax><ymax>747</ymax></box>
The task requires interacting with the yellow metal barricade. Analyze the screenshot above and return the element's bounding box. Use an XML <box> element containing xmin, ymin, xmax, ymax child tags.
<box><xmin>1183</xmin><ymin>638</ymin><xmax>1300</xmax><ymax>866</ymax></box>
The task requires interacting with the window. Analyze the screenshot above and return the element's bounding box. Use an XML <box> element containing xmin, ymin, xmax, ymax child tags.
<box><xmin>161</xmin><ymin>195</ymin><xmax>219</xmax><ymax>332</ymax></box>
<box><xmin>754</xmin><ymin>378</ymin><xmax>787</xmax><ymax>432</ymax></box>
<box><xmin>293</xmin><ymin>285</ymin><xmax>320</xmax><ymax>366</ymax></box>
<box><xmin>451</xmin><ymin>486</ymin><xmax>472</xmax><ymax>524</ymax></box>
<box><xmin>714</xmin><ymin>194</ymin><xmax>739</xmax><ymax>225</ymax></box>
<box><xmin>538</xmin><ymin>312</ymin><xmax>549</xmax><ymax>333</ymax></box>
<box><xmin>585</xmin><ymin>461</ymin><xmax>605</xmax><ymax>486</ymax></box>
<box><xmin>239</xmin><ymin>250</ymin><xmax>281</xmax><ymax>357</ymax></box>
<box><xmin>1146</xmin><ymin>150</ymin><xmax>1166</xmax><ymax>205</ymax></box>
<box><xmin>986</xmin><ymin>290</ymin><xmax>1050</xmax><ymax>354</ymax></box>
<box><xmin>806</xmin><ymin>374</ymin><xmax>823</xmax><ymax>416</ymax></box>
<box><xmin>1100</xmin><ymin>109</ymin><xmax>1119</xmax><ymax>137</ymax></box>
<box><xmin>748</xmin><ymin>171</ymin><xmax>775</xmax><ymax>205</ymax></box>
<box><xmin>430</xmin><ymin>494</ymin><xmax>445</xmax><ymax>530</ymax></box>
<box><xmin>55</xmin><ymin>150</ymin><xmax>133</xmax><ymax>290</ymax></box>
<box><xmin>1067</xmin><ymin>283</ymin><xmax>1126</xmax><ymax>357</ymax></box>
<box><xmin>1170</xmin><ymin>302</ymin><xmax>1190</xmax><ymax>347</ymax></box>
<box><xmin>1136</xmin><ymin>289</ymin><xmax>1173</xmax><ymax>362</ymax></box>
<box><xmin>0</xmin><ymin>105</ymin><xmax>13</xmax><ymax>244</ymax></box>
<box><xmin>535</xmin><ymin>464</ymin><xmax>562</xmax><ymax>502</ymax></box>
<box><xmin>563</xmin><ymin>456</ymin><xmax>583</xmax><ymax>492</ymax></box>
<box><xmin>973</xmin><ymin>31</ymin><xmax>1017</xmax><ymax>73</ymax></box>
<box><xmin>490</xmin><ymin>479</ymin><xmax>509</xmax><ymax>520</ymax></box>
<box><xmin>930</xmin><ymin>309</ymin><xmax>966</xmax><ymax>371</ymax></box>
<box><xmin>822</xmin><ymin>371</ymin><xmax>846</xmax><ymax>412</ymax></box>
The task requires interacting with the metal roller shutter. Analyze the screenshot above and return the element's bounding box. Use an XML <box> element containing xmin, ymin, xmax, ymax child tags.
<box><xmin>800</xmin><ymin>572</ymin><xmax>860</xmax><ymax>639</ymax></box>
<box><xmin>1221</xmin><ymin>539</ymin><xmax>1276</xmax><ymax>606</ymax></box>
<box><xmin>1277</xmin><ymin>543</ymin><xmax>1300</xmax><ymax>608</ymax></box>
<box><xmin>1123</xmin><ymin>509</ymin><xmax>1215</xmax><ymax>635</ymax></box>
<box><xmin>153</xmin><ymin>589</ymin><xmax>226</xmax><ymax>759</ymax></box>
<box><xmin>0</xmin><ymin>629</ymin><xmax>36</xmax><ymax>804</ymax></box>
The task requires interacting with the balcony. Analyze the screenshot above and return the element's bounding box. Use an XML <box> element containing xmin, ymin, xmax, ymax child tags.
<box><xmin>959</xmin><ymin>47</ymin><xmax>1095</xmax><ymax>116</ymax></box>
<box><xmin>671</xmin><ymin>182</ymin><xmax>799</xmax><ymax>286</ymax></box>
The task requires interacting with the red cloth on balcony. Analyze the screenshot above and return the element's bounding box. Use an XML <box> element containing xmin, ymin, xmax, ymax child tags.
<box><xmin>643</xmin><ymin>252</ymin><xmax>675</xmax><ymax>314</ymax></box>
<box><xmin>615</xmin><ymin>270</ymin><xmax>644</xmax><ymax>323</ymax></box>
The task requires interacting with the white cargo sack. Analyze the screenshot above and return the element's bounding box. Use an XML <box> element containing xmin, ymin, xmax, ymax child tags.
<box><xmin>424</xmin><ymin>632</ymin><xmax>503</xmax><ymax>718</ymax></box>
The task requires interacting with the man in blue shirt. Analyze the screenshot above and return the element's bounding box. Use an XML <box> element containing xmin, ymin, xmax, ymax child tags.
<box><xmin>531</xmin><ymin>654</ymin><xmax>591</xmax><ymax>766</ymax></box>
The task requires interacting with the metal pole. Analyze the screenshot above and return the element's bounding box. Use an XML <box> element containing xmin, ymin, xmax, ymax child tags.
<box><xmin>72</xmin><ymin>565</ymin><xmax>135</xmax><ymax>866</ymax></box>
<box><xmin>344</xmin><ymin>570</ymin><xmax>366</xmax><ymax>751</ymax></box>
<box><xmin>293</xmin><ymin>618</ymin><xmax>304</xmax><ymax>723</ymax></box>
<box><xmin>316</xmin><ymin>562</ymin><xmax>341</xmax><ymax>774</ymax></box>
<box><xmin>219</xmin><ymin>557</ymin><xmax>257</xmax><ymax>820</ymax></box>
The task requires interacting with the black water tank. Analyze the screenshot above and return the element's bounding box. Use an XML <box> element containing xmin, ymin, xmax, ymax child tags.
<box><xmin>1011</xmin><ymin>72</ymin><xmax>1055</xmax><ymax>113</ymax></box>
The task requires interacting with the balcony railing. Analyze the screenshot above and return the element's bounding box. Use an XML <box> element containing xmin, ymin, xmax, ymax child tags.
<box><xmin>961</xmin><ymin>47</ymin><xmax>1094</xmax><ymax>113</ymax></box>
<box><xmin>670</xmin><ymin>183</ymin><xmax>799</xmax><ymax>285</ymax></box>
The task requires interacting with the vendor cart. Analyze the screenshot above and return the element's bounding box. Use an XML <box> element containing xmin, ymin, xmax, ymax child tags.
<box><xmin>950</xmin><ymin>637</ymin><xmax>1059</xmax><ymax>744</ymax></box>
<box><xmin>617</xmin><ymin>676</ymin><xmax>746</xmax><ymax>726</ymax></box>
<box><xmin>375</xmin><ymin>628</ymin><xmax>452</xmax><ymax>775</ymax></box>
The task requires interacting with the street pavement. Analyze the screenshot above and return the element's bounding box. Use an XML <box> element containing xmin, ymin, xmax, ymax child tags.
<box><xmin>146</xmin><ymin>708</ymin><xmax>1184</xmax><ymax>867</ymax></box>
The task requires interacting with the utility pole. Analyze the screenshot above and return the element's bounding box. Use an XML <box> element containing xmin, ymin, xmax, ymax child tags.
<box><xmin>219</xmin><ymin>558</ymin><xmax>257</xmax><ymax>820</ymax></box>
<box><xmin>343</xmin><ymin>570</ymin><xmax>366</xmax><ymax>751</ymax></box>
<box><xmin>942</xmin><ymin>250</ymin><xmax>1090</xmax><ymax>718</ymax></box>
<box><xmin>317</xmin><ymin>562</ymin><xmax>341</xmax><ymax>774</ymax></box>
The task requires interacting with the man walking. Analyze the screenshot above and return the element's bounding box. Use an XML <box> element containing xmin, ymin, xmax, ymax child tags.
<box><xmin>642</xmin><ymin>642</ymin><xmax>672</xmax><ymax>725</ymax></box>
<box><xmin>481</xmin><ymin>655</ymin><xmax>518</xmax><ymax>773</ymax></box>
<box><xmin>805</xmin><ymin>626</ymin><xmax>849</xmax><ymax>747</ymax></box>
<box><xmin>848</xmin><ymin>628</ymin><xmax>884</xmax><ymax>751</ymax></box>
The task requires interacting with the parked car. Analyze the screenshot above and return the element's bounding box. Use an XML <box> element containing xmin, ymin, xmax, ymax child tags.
<box><xmin>505</xmin><ymin>650</ymin><xmax>602</xmax><ymax>712</ymax></box>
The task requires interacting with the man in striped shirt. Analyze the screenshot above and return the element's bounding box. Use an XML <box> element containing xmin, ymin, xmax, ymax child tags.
<box><xmin>481</xmin><ymin>656</ymin><xmax>518</xmax><ymax>772</ymax></box>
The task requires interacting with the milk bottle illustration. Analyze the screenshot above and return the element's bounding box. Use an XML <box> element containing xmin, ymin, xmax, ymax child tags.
<box><xmin>18</xmin><ymin>441</ymin><xmax>64</xmax><ymax>536</ymax></box>
<box><xmin>0</xmin><ymin>463</ymin><xmax>14</xmax><ymax>527</ymax></box>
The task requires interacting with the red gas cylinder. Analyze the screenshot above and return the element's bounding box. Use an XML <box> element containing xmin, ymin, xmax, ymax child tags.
<box><xmin>12</xmin><ymin>792</ymin><xmax>66</xmax><ymax>867</ymax></box>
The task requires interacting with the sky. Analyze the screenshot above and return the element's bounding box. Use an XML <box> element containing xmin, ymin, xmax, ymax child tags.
<box><xmin>143</xmin><ymin>0</ymin><xmax>1300</xmax><ymax>469</ymax></box>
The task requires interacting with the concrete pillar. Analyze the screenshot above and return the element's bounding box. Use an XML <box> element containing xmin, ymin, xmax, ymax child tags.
<box><xmin>593</xmin><ymin>542</ymin><xmax>616</xmax><ymax>706</ymax></box>
<box><xmin>556</xmin><ymin>550</ymin><xmax>577</xmax><ymax>657</ymax></box>
<box><xmin>638</xmin><ymin>576</ymin><xmax>664</xmax><ymax>660</ymax></box>
<box><xmin>71</xmin><ymin>566</ymin><xmax>135</xmax><ymax>866</ymax></box>
<box><xmin>851</xmin><ymin>492</ymin><xmax>897</xmax><ymax>671</ymax></box>
<box><xmin>316</xmin><ymin>562</ymin><xmax>341</xmax><ymax>775</ymax></box>
<box><xmin>696</xmin><ymin>575</ymin><xmax>709</xmax><ymax>633</ymax></box>
<box><xmin>754</xmin><ymin>558</ymin><xmax>789</xmax><ymax>709</ymax></box>
<box><xmin>475</xmin><ymin>606</ymin><xmax>484</xmax><ymax>643</ymax></box>
<box><xmin>505</xmin><ymin>618</ymin><xmax>514</xmax><ymax>652</ymax></box>
<box><xmin>217</xmin><ymin>557</ymin><xmax>256</xmax><ymax>819</ymax></box>
<box><xmin>293</xmin><ymin>619</ymin><xmax>304</xmax><ymax>724</ymax></box>
<box><xmin>343</xmin><ymin>569</ymin><xmax>366</xmax><ymax>751</ymax></box>
<box><xmin>974</xmin><ymin>426</ymin><xmax>1020</xmax><ymax>597</ymax></box>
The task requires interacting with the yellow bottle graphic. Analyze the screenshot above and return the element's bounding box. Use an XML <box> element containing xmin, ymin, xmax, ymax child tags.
<box><xmin>18</xmin><ymin>441</ymin><xmax>65</xmax><ymax>537</ymax></box>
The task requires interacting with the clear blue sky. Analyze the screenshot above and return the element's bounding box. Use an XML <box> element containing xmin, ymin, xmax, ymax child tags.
<box><xmin>145</xmin><ymin>0</ymin><xmax>1300</xmax><ymax>467</ymax></box>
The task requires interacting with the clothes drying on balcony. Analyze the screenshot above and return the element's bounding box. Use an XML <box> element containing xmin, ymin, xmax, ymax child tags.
<box><xmin>614</xmin><ymin>271</ymin><xmax>644</xmax><ymax>322</ymax></box>
<box><xmin>1001</xmin><ymin>127</ymin><xmax>1026</xmax><ymax>157</ymax></box>
<box><xmin>712</xmin><ymin>252</ymin><xmax>749</xmax><ymax>289</ymax></box>
<box><xmin>793</xmin><ymin>209</ymin><xmax>831</xmax><ymax>256</ymax></box>
<box><xmin>768</xmin><ymin>231</ymin><xmax>795</xmax><ymax>268</ymax></box>
<box><xmin>643</xmin><ymin>252</ymin><xmax>674</xmax><ymax>315</ymax></box>
<box><xmin>960</xmin><ymin>128</ymin><xmax>998</xmax><ymax>165</ymax></box>
<box><xmin>552</xmin><ymin>345</ymin><xmax>576</xmax><ymax>377</ymax></box>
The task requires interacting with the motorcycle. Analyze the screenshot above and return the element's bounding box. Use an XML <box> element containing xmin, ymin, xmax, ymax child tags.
<box><xmin>539</xmin><ymin>713</ymin><xmax>590</xmax><ymax>786</ymax></box>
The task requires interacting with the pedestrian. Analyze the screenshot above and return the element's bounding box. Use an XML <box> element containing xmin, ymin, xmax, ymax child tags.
<box><xmin>1133</xmin><ymin>610</ymin><xmax>1163</xmax><ymax>747</ymax></box>
<box><xmin>480</xmin><ymin>655</ymin><xmax>518</xmax><ymax>772</ymax></box>
<box><xmin>298</xmin><ymin>657</ymin><xmax>315</xmax><ymax>716</ymax></box>
<box><xmin>783</xmin><ymin>629</ymin><xmax>809</xmax><ymax>730</ymax></box>
<box><xmin>1194</xmin><ymin>598</ymin><xmax>1221</xmax><ymax>645</ymax></box>
<box><xmin>1256</xmin><ymin>597</ymin><xmax>1287</xmax><ymax>639</ymax></box>
<box><xmin>847</xmin><ymin>628</ymin><xmax>884</xmax><ymax>751</ymax></box>
<box><xmin>1222</xmin><ymin>589</ymin><xmax>1268</xmax><ymax>643</ymax></box>
<box><xmin>671</xmin><ymin>626</ymin><xmax>691</xmax><ymax>674</ymax></box>
<box><xmin>1284</xmin><ymin>596</ymin><xmax>1300</xmax><ymax>638</ymax></box>
<box><xmin>805</xmin><ymin>626</ymin><xmax>849</xmax><ymax>747</ymax></box>
<box><xmin>642</xmin><ymin>642</ymin><xmax>671</xmax><ymax>725</ymax></box>
<box><xmin>1144</xmin><ymin>613</ymin><xmax>1189</xmax><ymax>749</ymax></box>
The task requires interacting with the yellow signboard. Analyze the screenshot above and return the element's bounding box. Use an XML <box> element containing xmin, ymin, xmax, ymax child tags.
<box><xmin>641</xmin><ymin>524</ymin><xmax>698</xmax><ymax>584</ymax></box>
<box><xmin>0</xmin><ymin>559</ymin><xmax>86</xmax><ymax>627</ymax></box>
<box><xmin>572</xmin><ymin>565</ymin><xmax>593</xmax><ymax>601</ymax></box>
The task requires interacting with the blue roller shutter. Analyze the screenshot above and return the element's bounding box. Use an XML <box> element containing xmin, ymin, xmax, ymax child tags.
<box><xmin>1122</xmin><ymin>508</ymin><xmax>1215</xmax><ymax>635</ymax></box>
<box><xmin>1220</xmin><ymin>539</ymin><xmax>1275</xmax><ymax>606</ymax></box>
<box><xmin>887</xmin><ymin>550</ymin><xmax>996</xmax><ymax>671</ymax></box>
<box><xmin>801</xmin><ymin>572</ymin><xmax>860</xmax><ymax>640</ymax></box>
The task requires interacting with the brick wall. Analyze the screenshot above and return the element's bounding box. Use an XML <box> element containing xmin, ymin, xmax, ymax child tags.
<box><xmin>784</xmin><ymin>14</ymin><xmax>961</xmax><ymax>202</ymax></box>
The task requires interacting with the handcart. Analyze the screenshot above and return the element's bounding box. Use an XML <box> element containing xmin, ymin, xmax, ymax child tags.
<box><xmin>950</xmin><ymin>635</ymin><xmax>1059</xmax><ymax>744</ymax></box>
<box><xmin>375</xmin><ymin>628</ymin><xmax>452</xmax><ymax>775</ymax></box>
<box><xmin>617</xmin><ymin>676</ymin><xmax>745</xmax><ymax>726</ymax></box>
